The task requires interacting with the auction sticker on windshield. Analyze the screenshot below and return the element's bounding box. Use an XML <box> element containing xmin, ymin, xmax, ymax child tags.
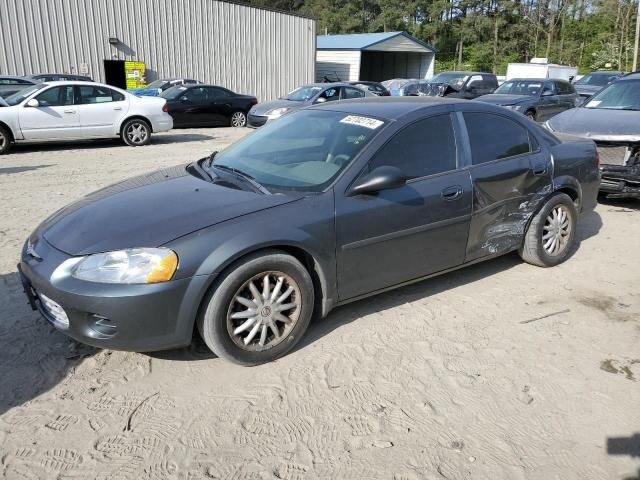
<box><xmin>340</xmin><ymin>115</ymin><xmax>384</xmax><ymax>130</ymax></box>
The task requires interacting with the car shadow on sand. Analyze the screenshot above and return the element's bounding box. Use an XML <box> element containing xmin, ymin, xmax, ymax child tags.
<box><xmin>607</xmin><ymin>433</ymin><xmax>640</xmax><ymax>480</ymax></box>
<box><xmin>6</xmin><ymin>132</ymin><xmax>215</xmax><ymax>155</ymax></box>
<box><xmin>0</xmin><ymin>271</ymin><xmax>97</xmax><ymax>416</ymax></box>
<box><xmin>0</xmin><ymin>164</ymin><xmax>53</xmax><ymax>175</ymax></box>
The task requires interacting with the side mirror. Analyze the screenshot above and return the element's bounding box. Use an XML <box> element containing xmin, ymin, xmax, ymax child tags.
<box><xmin>180</xmin><ymin>96</ymin><xmax>189</xmax><ymax>102</ymax></box>
<box><xmin>541</xmin><ymin>90</ymin><xmax>554</xmax><ymax>97</ymax></box>
<box><xmin>349</xmin><ymin>166</ymin><xmax>408</xmax><ymax>196</ymax></box>
<box><xmin>314</xmin><ymin>97</ymin><xmax>327</xmax><ymax>104</ymax></box>
<box><xmin>26</xmin><ymin>98</ymin><xmax>39</xmax><ymax>107</ymax></box>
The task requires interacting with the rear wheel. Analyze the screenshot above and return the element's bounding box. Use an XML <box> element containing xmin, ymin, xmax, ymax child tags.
<box><xmin>0</xmin><ymin>126</ymin><xmax>12</xmax><ymax>155</ymax></box>
<box><xmin>519</xmin><ymin>193</ymin><xmax>577</xmax><ymax>267</ymax></box>
<box><xmin>230</xmin><ymin>111</ymin><xmax>247</xmax><ymax>128</ymax></box>
<box><xmin>197</xmin><ymin>250</ymin><xmax>314</xmax><ymax>365</ymax></box>
<box><xmin>121</xmin><ymin>118</ymin><xmax>151</xmax><ymax>146</ymax></box>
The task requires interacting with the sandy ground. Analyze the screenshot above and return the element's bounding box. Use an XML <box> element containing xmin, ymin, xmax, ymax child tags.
<box><xmin>0</xmin><ymin>128</ymin><xmax>638</xmax><ymax>480</ymax></box>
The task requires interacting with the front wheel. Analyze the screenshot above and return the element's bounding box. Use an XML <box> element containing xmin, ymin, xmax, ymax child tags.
<box><xmin>519</xmin><ymin>192</ymin><xmax>577</xmax><ymax>267</ymax></box>
<box><xmin>197</xmin><ymin>250</ymin><xmax>314</xmax><ymax>365</ymax></box>
<box><xmin>121</xmin><ymin>118</ymin><xmax>151</xmax><ymax>146</ymax></box>
<box><xmin>229</xmin><ymin>111</ymin><xmax>247</xmax><ymax>128</ymax></box>
<box><xmin>0</xmin><ymin>126</ymin><xmax>12</xmax><ymax>155</ymax></box>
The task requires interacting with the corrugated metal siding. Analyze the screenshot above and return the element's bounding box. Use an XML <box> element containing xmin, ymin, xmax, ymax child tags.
<box><xmin>315</xmin><ymin>50</ymin><xmax>360</xmax><ymax>82</ymax></box>
<box><xmin>0</xmin><ymin>0</ymin><xmax>316</xmax><ymax>101</ymax></box>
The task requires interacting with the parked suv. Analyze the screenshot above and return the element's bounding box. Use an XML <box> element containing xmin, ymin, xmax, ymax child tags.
<box><xmin>423</xmin><ymin>71</ymin><xmax>498</xmax><ymax>99</ymax></box>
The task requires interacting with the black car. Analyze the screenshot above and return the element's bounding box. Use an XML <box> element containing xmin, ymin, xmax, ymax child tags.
<box><xmin>476</xmin><ymin>78</ymin><xmax>579</xmax><ymax>121</ymax></box>
<box><xmin>162</xmin><ymin>85</ymin><xmax>258</xmax><ymax>128</ymax></box>
<box><xmin>572</xmin><ymin>70</ymin><xmax>625</xmax><ymax>98</ymax></box>
<box><xmin>346</xmin><ymin>81</ymin><xmax>390</xmax><ymax>96</ymax></box>
<box><xmin>27</xmin><ymin>73</ymin><xmax>94</xmax><ymax>82</ymax></box>
<box><xmin>0</xmin><ymin>76</ymin><xmax>37</xmax><ymax>99</ymax></box>
<box><xmin>19</xmin><ymin>98</ymin><xmax>599</xmax><ymax>365</ymax></box>
<box><xmin>422</xmin><ymin>71</ymin><xmax>498</xmax><ymax>99</ymax></box>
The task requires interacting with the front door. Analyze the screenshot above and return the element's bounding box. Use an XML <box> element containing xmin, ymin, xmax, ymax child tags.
<box><xmin>460</xmin><ymin>111</ymin><xmax>552</xmax><ymax>261</ymax></box>
<box><xmin>335</xmin><ymin>113</ymin><xmax>473</xmax><ymax>301</ymax></box>
<box><xmin>19</xmin><ymin>85</ymin><xmax>80</xmax><ymax>140</ymax></box>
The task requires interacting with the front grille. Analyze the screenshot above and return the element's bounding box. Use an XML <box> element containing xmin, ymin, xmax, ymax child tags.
<box><xmin>596</xmin><ymin>145</ymin><xmax>630</xmax><ymax>166</ymax></box>
<box><xmin>38</xmin><ymin>292</ymin><xmax>70</xmax><ymax>330</ymax></box>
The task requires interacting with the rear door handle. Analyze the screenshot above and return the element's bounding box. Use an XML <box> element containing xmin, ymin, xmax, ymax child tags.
<box><xmin>533</xmin><ymin>163</ymin><xmax>547</xmax><ymax>175</ymax></box>
<box><xmin>113</xmin><ymin>106</ymin><xmax>122</xmax><ymax>111</ymax></box>
<box><xmin>441</xmin><ymin>185</ymin><xmax>463</xmax><ymax>201</ymax></box>
<box><xmin>63</xmin><ymin>109</ymin><xmax>76</xmax><ymax>114</ymax></box>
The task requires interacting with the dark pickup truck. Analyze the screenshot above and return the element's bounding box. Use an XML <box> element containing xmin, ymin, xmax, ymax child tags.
<box><xmin>422</xmin><ymin>71</ymin><xmax>499</xmax><ymax>99</ymax></box>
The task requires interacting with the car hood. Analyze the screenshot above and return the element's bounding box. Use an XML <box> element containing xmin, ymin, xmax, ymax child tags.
<box><xmin>36</xmin><ymin>165</ymin><xmax>301</xmax><ymax>256</ymax></box>
<box><xmin>574</xmin><ymin>85</ymin><xmax>602</xmax><ymax>96</ymax></box>
<box><xmin>547</xmin><ymin>107</ymin><xmax>640</xmax><ymax>142</ymax></box>
<box><xmin>475</xmin><ymin>94</ymin><xmax>531</xmax><ymax>105</ymax></box>
<box><xmin>249</xmin><ymin>99</ymin><xmax>304</xmax><ymax>116</ymax></box>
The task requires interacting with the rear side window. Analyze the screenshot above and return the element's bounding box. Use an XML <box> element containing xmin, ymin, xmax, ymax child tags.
<box><xmin>557</xmin><ymin>82</ymin><xmax>575</xmax><ymax>94</ymax></box>
<box><xmin>464</xmin><ymin>112</ymin><xmax>532</xmax><ymax>164</ymax></box>
<box><xmin>78</xmin><ymin>85</ymin><xmax>124</xmax><ymax>104</ymax></box>
<box><xmin>342</xmin><ymin>87</ymin><xmax>365</xmax><ymax>99</ymax></box>
<box><xmin>369</xmin><ymin>114</ymin><xmax>457</xmax><ymax>178</ymax></box>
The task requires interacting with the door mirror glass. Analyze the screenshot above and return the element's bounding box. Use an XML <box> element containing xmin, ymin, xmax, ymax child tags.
<box><xmin>541</xmin><ymin>89</ymin><xmax>554</xmax><ymax>97</ymax></box>
<box><xmin>180</xmin><ymin>95</ymin><xmax>189</xmax><ymax>102</ymax></box>
<box><xmin>314</xmin><ymin>96</ymin><xmax>327</xmax><ymax>104</ymax></box>
<box><xmin>26</xmin><ymin>98</ymin><xmax>39</xmax><ymax>107</ymax></box>
<box><xmin>349</xmin><ymin>166</ymin><xmax>408</xmax><ymax>196</ymax></box>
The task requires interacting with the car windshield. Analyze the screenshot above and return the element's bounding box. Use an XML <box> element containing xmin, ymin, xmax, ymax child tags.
<box><xmin>575</xmin><ymin>73</ymin><xmax>618</xmax><ymax>86</ymax></box>
<box><xmin>283</xmin><ymin>86</ymin><xmax>322</xmax><ymax>101</ymax></box>
<box><xmin>430</xmin><ymin>72</ymin><xmax>468</xmax><ymax>88</ymax></box>
<box><xmin>145</xmin><ymin>80</ymin><xmax>168</xmax><ymax>89</ymax></box>
<box><xmin>495</xmin><ymin>80</ymin><xmax>544</xmax><ymax>96</ymax></box>
<box><xmin>210</xmin><ymin>110</ymin><xmax>387</xmax><ymax>192</ymax></box>
<box><xmin>3</xmin><ymin>84</ymin><xmax>47</xmax><ymax>106</ymax></box>
<box><xmin>584</xmin><ymin>80</ymin><xmax>640</xmax><ymax>110</ymax></box>
<box><xmin>161</xmin><ymin>85</ymin><xmax>188</xmax><ymax>99</ymax></box>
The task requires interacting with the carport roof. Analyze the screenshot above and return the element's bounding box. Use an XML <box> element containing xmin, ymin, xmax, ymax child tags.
<box><xmin>317</xmin><ymin>31</ymin><xmax>437</xmax><ymax>53</ymax></box>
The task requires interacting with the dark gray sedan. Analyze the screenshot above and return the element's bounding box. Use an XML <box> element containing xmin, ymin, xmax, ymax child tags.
<box><xmin>19</xmin><ymin>98</ymin><xmax>599</xmax><ymax>365</ymax></box>
<box><xmin>476</xmin><ymin>78</ymin><xmax>579</xmax><ymax>121</ymax></box>
<box><xmin>247</xmin><ymin>83</ymin><xmax>371</xmax><ymax>127</ymax></box>
<box><xmin>572</xmin><ymin>70</ymin><xmax>625</xmax><ymax>99</ymax></box>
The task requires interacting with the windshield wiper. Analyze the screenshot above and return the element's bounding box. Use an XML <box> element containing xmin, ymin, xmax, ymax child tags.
<box><xmin>213</xmin><ymin>164</ymin><xmax>271</xmax><ymax>194</ymax></box>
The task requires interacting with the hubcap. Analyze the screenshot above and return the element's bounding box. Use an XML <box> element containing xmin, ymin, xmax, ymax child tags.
<box><xmin>231</xmin><ymin>112</ymin><xmax>246</xmax><ymax>127</ymax></box>
<box><xmin>126</xmin><ymin>123</ymin><xmax>148</xmax><ymax>143</ymax></box>
<box><xmin>227</xmin><ymin>271</ymin><xmax>301</xmax><ymax>351</ymax></box>
<box><xmin>542</xmin><ymin>205</ymin><xmax>572</xmax><ymax>256</ymax></box>
<box><xmin>0</xmin><ymin>132</ymin><xmax>5</xmax><ymax>148</ymax></box>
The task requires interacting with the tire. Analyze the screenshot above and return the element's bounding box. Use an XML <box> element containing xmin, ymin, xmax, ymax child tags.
<box><xmin>519</xmin><ymin>192</ymin><xmax>577</xmax><ymax>267</ymax></box>
<box><xmin>229</xmin><ymin>110</ymin><xmax>247</xmax><ymax>128</ymax></box>
<box><xmin>0</xmin><ymin>126</ymin><xmax>12</xmax><ymax>155</ymax></box>
<box><xmin>197</xmin><ymin>250</ymin><xmax>314</xmax><ymax>366</ymax></box>
<box><xmin>525</xmin><ymin>110</ymin><xmax>536</xmax><ymax>121</ymax></box>
<box><xmin>121</xmin><ymin>118</ymin><xmax>151</xmax><ymax>146</ymax></box>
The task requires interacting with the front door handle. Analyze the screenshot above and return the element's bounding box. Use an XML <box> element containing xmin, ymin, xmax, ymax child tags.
<box><xmin>63</xmin><ymin>109</ymin><xmax>76</xmax><ymax>114</ymax></box>
<box><xmin>533</xmin><ymin>163</ymin><xmax>547</xmax><ymax>175</ymax></box>
<box><xmin>441</xmin><ymin>185</ymin><xmax>463</xmax><ymax>201</ymax></box>
<box><xmin>113</xmin><ymin>106</ymin><xmax>122</xmax><ymax>111</ymax></box>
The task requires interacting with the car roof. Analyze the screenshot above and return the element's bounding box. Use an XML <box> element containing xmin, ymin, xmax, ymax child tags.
<box><xmin>590</xmin><ymin>70</ymin><xmax>624</xmax><ymax>75</ymax></box>
<box><xmin>0</xmin><ymin>75</ymin><xmax>34</xmax><ymax>81</ymax></box>
<box><xmin>620</xmin><ymin>72</ymin><xmax>640</xmax><ymax>80</ymax></box>
<box><xmin>311</xmin><ymin>96</ymin><xmax>468</xmax><ymax>120</ymax></box>
<box><xmin>301</xmin><ymin>82</ymin><xmax>361</xmax><ymax>88</ymax></box>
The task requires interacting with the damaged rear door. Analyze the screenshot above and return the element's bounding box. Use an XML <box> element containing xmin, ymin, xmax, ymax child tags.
<box><xmin>459</xmin><ymin>111</ymin><xmax>552</xmax><ymax>261</ymax></box>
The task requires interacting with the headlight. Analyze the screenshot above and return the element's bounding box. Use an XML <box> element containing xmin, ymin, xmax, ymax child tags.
<box><xmin>266</xmin><ymin>107</ymin><xmax>290</xmax><ymax>119</ymax></box>
<box><xmin>543</xmin><ymin>121</ymin><xmax>555</xmax><ymax>132</ymax></box>
<box><xmin>71</xmin><ymin>248</ymin><xmax>178</xmax><ymax>284</ymax></box>
<box><xmin>504</xmin><ymin>105</ymin><xmax>523</xmax><ymax>111</ymax></box>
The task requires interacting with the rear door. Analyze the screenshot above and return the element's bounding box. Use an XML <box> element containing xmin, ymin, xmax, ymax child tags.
<box><xmin>335</xmin><ymin>113</ymin><xmax>473</xmax><ymax>300</ymax></box>
<box><xmin>76</xmin><ymin>85</ymin><xmax>128</xmax><ymax>137</ymax></box>
<box><xmin>537</xmin><ymin>81</ymin><xmax>560</xmax><ymax>120</ymax></box>
<box><xmin>460</xmin><ymin>111</ymin><xmax>552</xmax><ymax>261</ymax></box>
<box><xmin>18</xmin><ymin>85</ymin><xmax>80</xmax><ymax>140</ymax></box>
<box><xmin>555</xmin><ymin>80</ymin><xmax>577</xmax><ymax>112</ymax></box>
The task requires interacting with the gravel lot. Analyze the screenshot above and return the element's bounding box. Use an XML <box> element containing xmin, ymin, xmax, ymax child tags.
<box><xmin>0</xmin><ymin>128</ymin><xmax>638</xmax><ymax>480</ymax></box>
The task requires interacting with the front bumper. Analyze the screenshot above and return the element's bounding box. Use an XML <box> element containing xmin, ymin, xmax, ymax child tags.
<box><xmin>247</xmin><ymin>114</ymin><xmax>268</xmax><ymax>128</ymax></box>
<box><xmin>600</xmin><ymin>164</ymin><xmax>640</xmax><ymax>199</ymax></box>
<box><xmin>18</xmin><ymin>236</ymin><xmax>208</xmax><ymax>352</ymax></box>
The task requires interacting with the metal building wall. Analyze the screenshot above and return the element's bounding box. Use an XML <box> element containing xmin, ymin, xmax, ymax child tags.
<box><xmin>0</xmin><ymin>0</ymin><xmax>316</xmax><ymax>101</ymax></box>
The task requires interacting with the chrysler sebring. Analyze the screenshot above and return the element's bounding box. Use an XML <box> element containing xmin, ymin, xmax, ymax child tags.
<box><xmin>19</xmin><ymin>98</ymin><xmax>599</xmax><ymax>365</ymax></box>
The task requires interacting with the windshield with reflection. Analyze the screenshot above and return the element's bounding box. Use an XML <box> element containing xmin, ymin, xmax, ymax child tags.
<box><xmin>4</xmin><ymin>84</ymin><xmax>47</xmax><ymax>106</ymax></box>
<box><xmin>283</xmin><ymin>86</ymin><xmax>322</xmax><ymax>101</ymax></box>
<box><xmin>584</xmin><ymin>80</ymin><xmax>640</xmax><ymax>110</ymax></box>
<box><xmin>209</xmin><ymin>110</ymin><xmax>387</xmax><ymax>192</ymax></box>
<box><xmin>161</xmin><ymin>85</ymin><xmax>187</xmax><ymax>99</ymax></box>
<box><xmin>145</xmin><ymin>80</ymin><xmax>168</xmax><ymax>89</ymax></box>
<box><xmin>575</xmin><ymin>73</ymin><xmax>619</xmax><ymax>86</ymax></box>
<box><xmin>430</xmin><ymin>72</ymin><xmax>467</xmax><ymax>87</ymax></box>
<box><xmin>495</xmin><ymin>80</ymin><xmax>544</xmax><ymax>96</ymax></box>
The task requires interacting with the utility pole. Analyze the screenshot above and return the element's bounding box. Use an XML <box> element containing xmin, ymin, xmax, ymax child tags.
<box><xmin>634</xmin><ymin>0</ymin><xmax>640</xmax><ymax>71</ymax></box>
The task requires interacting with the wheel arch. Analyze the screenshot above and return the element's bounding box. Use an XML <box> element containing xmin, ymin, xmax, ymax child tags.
<box><xmin>119</xmin><ymin>114</ymin><xmax>154</xmax><ymax>134</ymax></box>
<box><xmin>0</xmin><ymin>120</ymin><xmax>15</xmax><ymax>142</ymax></box>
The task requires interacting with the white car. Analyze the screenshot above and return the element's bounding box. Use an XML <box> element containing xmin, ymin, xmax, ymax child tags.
<box><xmin>0</xmin><ymin>81</ymin><xmax>173</xmax><ymax>154</ymax></box>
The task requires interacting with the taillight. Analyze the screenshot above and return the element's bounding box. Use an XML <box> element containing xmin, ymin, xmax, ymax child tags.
<box><xmin>162</xmin><ymin>102</ymin><xmax>168</xmax><ymax>113</ymax></box>
<box><xmin>594</xmin><ymin>149</ymin><xmax>600</xmax><ymax>169</ymax></box>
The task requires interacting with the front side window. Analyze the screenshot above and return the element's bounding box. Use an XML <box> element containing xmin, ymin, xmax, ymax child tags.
<box><xmin>78</xmin><ymin>85</ymin><xmax>124</xmax><ymax>104</ymax></box>
<box><xmin>207</xmin><ymin>87</ymin><xmax>230</xmax><ymax>98</ymax></box>
<box><xmin>495</xmin><ymin>80</ymin><xmax>544</xmax><ymax>96</ymax></box>
<box><xmin>464</xmin><ymin>112</ymin><xmax>531</xmax><ymax>164</ymax></box>
<box><xmin>369</xmin><ymin>114</ymin><xmax>457</xmax><ymax>178</ymax></box>
<box><xmin>283</xmin><ymin>86</ymin><xmax>322</xmax><ymax>101</ymax></box>
<box><xmin>185</xmin><ymin>87</ymin><xmax>208</xmax><ymax>103</ymax></box>
<box><xmin>209</xmin><ymin>110</ymin><xmax>387</xmax><ymax>192</ymax></box>
<box><xmin>35</xmin><ymin>86</ymin><xmax>74</xmax><ymax>106</ymax></box>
